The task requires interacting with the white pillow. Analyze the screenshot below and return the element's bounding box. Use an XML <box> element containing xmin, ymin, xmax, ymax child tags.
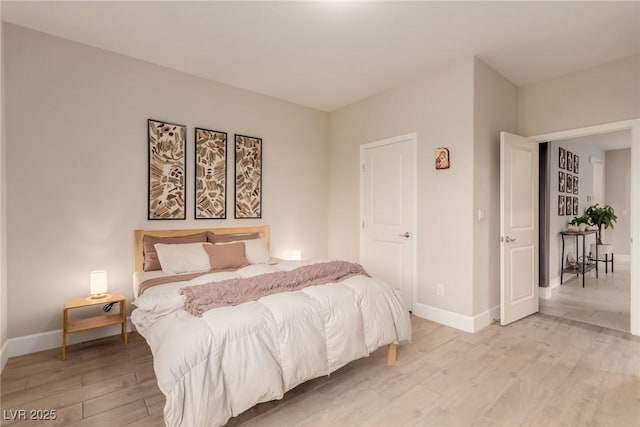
<box><xmin>154</xmin><ymin>242</ymin><xmax>212</xmax><ymax>275</ymax></box>
<box><xmin>216</xmin><ymin>238</ymin><xmax>270</xmax><ymax>264</ymax></box>
<box><xmin>243</xmin><ymin>238</ymin><xmax>271</xmax><ymax>264</ymax></box>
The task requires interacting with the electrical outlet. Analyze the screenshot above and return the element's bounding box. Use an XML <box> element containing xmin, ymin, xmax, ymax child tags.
<box><xmin>436</xmin><ymin>283</ymin><xmax>444</xmax><ymax>296</ymax></box>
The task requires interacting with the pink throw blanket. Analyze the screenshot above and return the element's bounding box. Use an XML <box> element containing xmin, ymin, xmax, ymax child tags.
<box><xmin>181</xmin><ymin>261</ymin><xmax>369</xmax><ymax>317</ymax></box>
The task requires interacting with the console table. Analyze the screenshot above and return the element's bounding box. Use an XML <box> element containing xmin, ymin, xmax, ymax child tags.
<box><xmin>560</xmin><ymin>230</ymin><xmax>598</xmax><ymax>288</ymax></box>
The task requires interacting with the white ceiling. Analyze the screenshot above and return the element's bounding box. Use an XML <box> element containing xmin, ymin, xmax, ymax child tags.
<box><xmin>3</xmin><ymin>1</ymin><xmax>639</xmax><ymax>112</ymax></box>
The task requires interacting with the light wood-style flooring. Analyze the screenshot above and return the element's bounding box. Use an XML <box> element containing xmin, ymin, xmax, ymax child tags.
<box><xmin>540</xmin><ymin>260</ymin><xmax>630</xmax><ymax>333</ymax></box>
<box><xmin>2</xmin><ymin>313</ymin><xmax>639</xmax><ymax>426</ymax></box>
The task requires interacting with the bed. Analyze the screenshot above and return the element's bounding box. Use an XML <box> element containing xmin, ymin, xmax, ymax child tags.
<box><xmin>131</xmin><ymin>226</ymin><xmax>412</xmax><ymax>427</ymax></box>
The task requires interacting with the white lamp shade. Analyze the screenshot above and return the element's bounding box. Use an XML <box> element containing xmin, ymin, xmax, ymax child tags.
<box><xmin>90</xmin><ymin>270</ymin><xmax>108</xmax><ymax>296</ymax></box>
<box><xmin>291</xmin><ymin>250</ymin><xmax>302</xmax><ymax>261</ymax></box>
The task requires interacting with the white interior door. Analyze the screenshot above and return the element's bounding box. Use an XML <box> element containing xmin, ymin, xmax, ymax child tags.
<box><xmin>361</xmin><ymin>134</ymin><xmax>416</xmax><ymax>311</ymax></box>
<box><xmin>500</xmin><ymin>132</ymin><xmax>539</xmax><ymax>325</ymax></box>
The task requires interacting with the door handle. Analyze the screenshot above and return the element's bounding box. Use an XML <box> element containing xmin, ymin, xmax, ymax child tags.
<box><xmin>502</xmin><ymin>236</ymin><xmax>517</xmax><ymax>243</ymax></box>
<box><xmin>399</xmin><ymin>232</ymin><xmax>410</xmax><ymax>238</ymax></box>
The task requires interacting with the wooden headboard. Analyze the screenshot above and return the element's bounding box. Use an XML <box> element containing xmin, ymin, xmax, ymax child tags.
<box><xmin>133</xmin><ymin>225</ymin><xmax>270</xmax><ymax>272</ymax></box>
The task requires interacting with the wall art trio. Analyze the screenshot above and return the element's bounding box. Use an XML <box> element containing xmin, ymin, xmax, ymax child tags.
<box><xmin>148</xmin><ymin>119</ymin><xmax>262</xmax><ymax>220</ymax></box>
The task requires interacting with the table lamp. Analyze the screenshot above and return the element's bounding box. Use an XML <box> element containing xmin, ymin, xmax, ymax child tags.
<box><xmin>90</xmin><ymin>270</ymin><xmax>108</xmax><ymax>299</ymax></box>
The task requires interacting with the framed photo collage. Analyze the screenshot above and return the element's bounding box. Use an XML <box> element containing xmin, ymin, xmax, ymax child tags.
<box><xmin>558</xmin><ymin>147</ymin><xmax>579</xmax><ymax>216</ymax></box>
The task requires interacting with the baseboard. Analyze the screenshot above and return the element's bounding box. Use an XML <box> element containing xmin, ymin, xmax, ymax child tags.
<box><xmin>1</xmin><ymin>339</ymin><xmax>8</xmax><ymax>372</ymax></box>
<box><xmin>540</xmin><ymin>276</ymin><xmax>561</xmax><ymax>300</ymax></box>
<box><xmin>473</xmin><ymin>305</ymin><xmax>500</xmax><ymax>331</ymax></box>
<box><xmin>6</xmin><ymin>316</ymin><xmax>133</xmax><ymax>359</ymax></box>
<box><xmin>539</xmin><ymin>287</ymin><xmax>553</xmax><ymax>299</ymax></box>
<box><xmin>412</xmin><ymin>303</ymin><xmax>498</xmax><ymax>333</ymax></box>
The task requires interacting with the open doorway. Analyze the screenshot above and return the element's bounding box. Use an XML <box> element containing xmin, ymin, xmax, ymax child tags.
<box><xmin>501</xmin><ymin>119</ymin><xmax>638</xmax><ymax>334</ymax></box>
<box><xmin>539</xmin><ymin>130</ymin><xmax>632</xmax><ymax>332</ymax></box>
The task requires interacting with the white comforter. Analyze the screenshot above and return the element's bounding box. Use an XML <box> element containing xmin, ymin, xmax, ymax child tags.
<box><xmin>131</xmin><ymin>260</ymin><xmax>412</xmax><ymax>427</ymax></box>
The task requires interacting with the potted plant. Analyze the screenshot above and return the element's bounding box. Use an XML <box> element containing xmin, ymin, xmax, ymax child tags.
<box><xmin>585</xmin><ymin>204</ymin><xmax>617</xmax><ymax>245</ymax></box>
<box><xmin>570</xmin><ymin>213</ymin><xmax>591</xmax><ymax>232</ymax></box>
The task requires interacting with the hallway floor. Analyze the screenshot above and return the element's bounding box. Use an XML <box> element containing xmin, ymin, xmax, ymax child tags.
<box><xmin>540</xmin><ymin>259</ymin><xmax>630</xmax><ymax>332</ymax></box>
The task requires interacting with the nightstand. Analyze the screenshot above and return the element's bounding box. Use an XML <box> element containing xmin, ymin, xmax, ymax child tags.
<box><xmin>62</xmin><ymin>291</ymin><xmax>128</xmax><ymax>360</ymax></box>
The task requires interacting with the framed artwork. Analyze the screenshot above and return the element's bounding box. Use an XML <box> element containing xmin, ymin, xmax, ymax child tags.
<box><xmin>195</xmin><ymin>128</ymin><xmax>227</xmax><ymax>219</ymax></box>
<box><xmin>573</xmin><ymin>175</ymin><xmax>579</xmax><ymax>195</ymax></box>
<box><xmin>558</xmin><ymin>195</ymin><xmax>565</xmax><ymax>216</ymax></box>
<box><xmin>565</xmin><ymin>196</ymin><xmax>572</xmax><ymax>216</ymax></box>
<box><xmin>559</xmin><ymin>147</ymin><xmax>566</xmax><ymax>169</ymax></box>
<box><xmin>558</xmin><ymin>172</ymin><xmax>565</xmax><ymax>192</ymax></box>
<box><xmin>435</xmin><ymin>147</ymin><xmax>450</xmax><ymax>170</ymax></box>
<box><xmin>148</xmin><ymin>119</ymin><xmax>186</xmax><ymax>220</ymax></box>
<box><xmin>567</xmin><ymin>152</ymin><xmax>573</xmax><ymax>172</ymax></box>
<box><xmin>566</xmin><ymin>173</ymin><xmax>573</xmax><ymax>193</ymax></box>
<box><xmin>574</xmin><ymin>155</ymin><xmax>579</xmax><ymax>174</ymax></box>
<box><xmin>234</xmin><ymin>134</ymin><xmax>262</xmax><ymax>219</ymax></box>
<box><xmin>573</xmin><ymin>197</ymin><xmax>579</xmax><ymax>215</ymax></box>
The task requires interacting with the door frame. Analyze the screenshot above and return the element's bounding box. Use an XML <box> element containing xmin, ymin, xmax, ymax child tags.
<box><xmin>531</xmin><ymin>118</ymin><xmax>640</xmax><ymax>336</ymax></box>
<box><xmin>359</xmin><ymin>133</ymin><xmax>417</xmax><ymax>311</ymax></box>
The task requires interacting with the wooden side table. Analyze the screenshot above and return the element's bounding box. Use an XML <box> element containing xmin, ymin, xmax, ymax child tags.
<box><xmin>62</xmin><ymin>291</ymin><xmax>127</xmax><ymax>360</ymax></box>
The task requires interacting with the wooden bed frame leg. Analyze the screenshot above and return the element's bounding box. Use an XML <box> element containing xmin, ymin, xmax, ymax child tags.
<box><xmin>387</xmin><ymin>344</ymin><xmax>397</xmax><ymax>366</ymax></box>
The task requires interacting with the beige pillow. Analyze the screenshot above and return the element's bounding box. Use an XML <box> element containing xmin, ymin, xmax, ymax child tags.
<box><xmin>204</xmin><ymin>242</ymin><xmax>249</xmax><ymax>271</ymax></box>
<box><xmin>143</xmin><ymin>232</ymin><xmax>207</xmax><ymax>271</ymax></box>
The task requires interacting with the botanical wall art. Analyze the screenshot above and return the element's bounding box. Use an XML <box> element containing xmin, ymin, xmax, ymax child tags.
<box><xmin>435</xmin><ymin>147</ymin><xmax>450</xmax><ymax>170</ymax></box>
<box><xmin>559</xmin><ymin>172</ymin><xmax>565</xmax><ymax>192</ymax></box>
<box><xmin>195</xmin><ymin>128</ymin><xmax>227</xmax><ymax>219</ymax></box>
<box><xmin>234</xmin><ymin>134</ymin><xmax>262</xmax><ymax>219</ymax></box>
<box><xmin>559</xmin><ymin>195</ymin><xmax>565</xmax><ymax>216</ymax></box>
<box><xmin>148</xmin><ymin>119</ymin><xmax>186</xmax><ymax>220</ymax></box>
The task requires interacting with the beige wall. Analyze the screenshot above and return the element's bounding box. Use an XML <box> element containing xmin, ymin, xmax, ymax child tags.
<box><xmin>518</xmin><ymin>55</ymin><xmax>640</xmax><ymax>136</ymax></box>
<box><xmin>327</xmin><ymin>57</ymin><xmax>519</xmax><ymax>319</ymax></box>
<box><xmin>605</xmin><ymin>148</ymin><xmax>631</xmax><ymax>255</ymax></box>
<box><xmin>5</xmin><ymin>24</ymin><xmax>328</xmax><ymax>338</ymax></box>
<box><xmin>472</xmin><ymin>58</ymin><xmax>518</xmax><ymax>315</ymax></box>
<box><xmin>328</xmin><ymin>58</ymin><xmax>476</xmax><ymax>316</ymax></box>
<box><xmin>5</xmin><ymin>23</ymin><xmax>638</xmax><ymax>344</ymax></box>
